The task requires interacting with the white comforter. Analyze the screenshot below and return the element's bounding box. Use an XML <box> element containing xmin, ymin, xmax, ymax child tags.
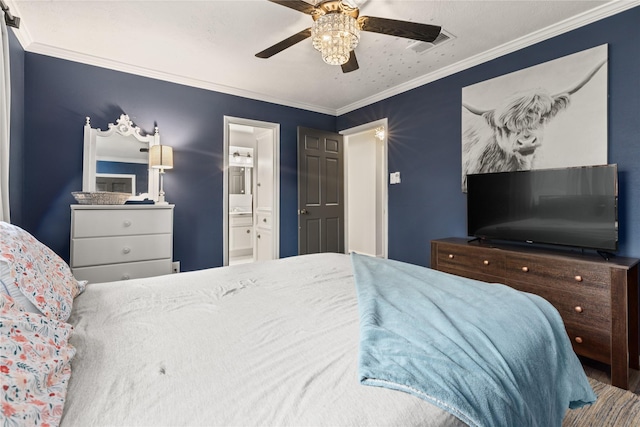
<box><xmin>62</xmin><ymin>253</ymin><xmax>464</xmax><ymax>426</ymax></box>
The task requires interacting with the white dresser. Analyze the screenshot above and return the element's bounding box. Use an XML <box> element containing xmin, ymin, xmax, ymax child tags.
<box><xmin>70</xmin><ymin>205</ymin><xmax>174</xmax><ymax>283</ymax></box>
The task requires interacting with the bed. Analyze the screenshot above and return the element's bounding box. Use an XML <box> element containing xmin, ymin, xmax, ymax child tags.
<box><xmin>1</xmin><ymin>221</ymin><xmax>596</xmax><ymax>426</ymax></box>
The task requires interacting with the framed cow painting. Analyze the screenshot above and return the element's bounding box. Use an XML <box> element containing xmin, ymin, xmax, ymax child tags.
<box><xmin>461</xmin><ymin>44</ymin><xmax>607</xmax><ymax>192</ymax></box>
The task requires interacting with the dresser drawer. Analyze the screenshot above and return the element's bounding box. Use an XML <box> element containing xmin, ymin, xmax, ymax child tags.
<box><xmin>230</xmin><ymin>214</ymin><xmax>253</xmax><ymax>226</ymax></box>
<box><xmin>507</xmin><ymin>279</ymin><xmax>611</xmax><ymax>330</ymax></box>
<box><xmin>72</xmin><ymin>259</ymin><xmax>172</xmax><ymax>283</ymax></box>
<box><xmin>72</xmin><ymin>208</ymin><xmax>173</xmax><ymax>238</ymax></box>
<box><xmin>71</xmin><ymin>234</ymin><xmax>172</xmax><ymax>267</ymax></box>
<box><xmin>505</xmin><ymin>254</ymin><xmax>611</xmax><ymax>294</ymax></box>
<box><xmin>435</xmin><ymin>243</ymin><xmax>505</xmax><ymax>277</ymax></box>
<box><xmin>256</xmin><ymin>212</ymin><xmax>272</xmax><ymax>229</ymax></box>
<box><xmin>565</xmin><ymin>324</ymin><xmax>611</xmax><ymax>364</ymax></box>
<box><xmin>435</xmin><ymin>266</ymin><xmax>503</xmax><ymax>285</ymax></box>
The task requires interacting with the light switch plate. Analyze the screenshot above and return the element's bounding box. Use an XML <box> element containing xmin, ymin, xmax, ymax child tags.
<box><xmin>390</xmin><ymin>172</ymin><xmax>401</xmax><ymax>184</ymax></box>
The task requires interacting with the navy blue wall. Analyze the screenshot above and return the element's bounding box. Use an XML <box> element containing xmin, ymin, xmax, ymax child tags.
<box><xmin>96</xmin><ymin>161</ymin><xmax>148</xmax><ymax>194</ymax></box>
<box><xmin>338</xmin><ymin>6</ymin><xmax>640</xmax><ymax>266</ymax></box>
<box><xmin>9</xmin><ymin>6</ymin><xmax>640</xmax><ymax>270</ymax></box>
<box><xmin>8</xmin><ymin>29</ymin><xmax>24</xmax><ymax>226</ymax></box>
<box><xmin>19</xmin><ymin>54</ymin><xmax>335</xmax><ymax>271</ymax></box>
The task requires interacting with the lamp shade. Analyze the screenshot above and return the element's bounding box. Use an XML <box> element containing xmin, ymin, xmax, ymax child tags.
<box><xmin>149</xmin><ymin>145</ymin><xmax>173</xmax><ymax>169</ymax></box>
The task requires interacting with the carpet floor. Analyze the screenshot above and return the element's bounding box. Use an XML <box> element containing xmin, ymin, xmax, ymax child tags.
<box><xmin>562</xmin><ymin>360</ymin><xmax>640</xmax><ymax>426</ymax></box>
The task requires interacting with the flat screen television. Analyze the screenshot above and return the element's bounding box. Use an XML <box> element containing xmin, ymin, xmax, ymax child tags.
<box><xmin>466</xmin><ymin>164</ymin><xmax>618</xmax><ymax>252</ymax></box>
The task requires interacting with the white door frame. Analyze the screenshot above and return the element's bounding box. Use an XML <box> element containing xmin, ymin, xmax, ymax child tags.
<box><xmin>340</xmin><ymin>118</ymin><xmax>389</xmax><ymax>258</ymax></box>
<box><xmin>223</xmin><ymin>116</ymin><xmax>280</xmax><ymax>266</ymax></box>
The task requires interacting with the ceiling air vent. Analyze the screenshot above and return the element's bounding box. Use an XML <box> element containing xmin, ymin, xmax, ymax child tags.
<box><xmin>406</xmin><ymin>30</ymin><xmax>453</xmax><ymax>54</ymax></box>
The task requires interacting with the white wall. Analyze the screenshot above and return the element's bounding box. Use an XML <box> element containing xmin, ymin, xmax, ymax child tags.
<box><xmin>375</xmin><ymin>136</ymin><xmax>384</xmax><ymax>257</ymax></box>
<box><xmin>347</xmin><ymin>132</ymin><xmax>383</xmax><ymax>257</ymax></box>
<box><xmin>229</xmin><ymin>129</ymin><xmax>256</xmax><ymax>148</ymax></box>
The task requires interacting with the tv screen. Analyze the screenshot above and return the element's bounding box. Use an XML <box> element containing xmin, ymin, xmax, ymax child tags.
<box><xmin>467</xmin><ymin>164</ymin><xmax>618</xmax><ymax>252</ymax></box>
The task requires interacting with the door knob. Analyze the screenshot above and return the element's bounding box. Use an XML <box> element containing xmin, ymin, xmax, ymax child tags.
<box><xmin>299</xmin><ymin>209</ymin><xmax>309</xmax><ymax>215</ymax></box>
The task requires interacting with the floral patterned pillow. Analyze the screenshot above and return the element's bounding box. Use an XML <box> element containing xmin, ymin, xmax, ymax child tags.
<box><xmin>0</xmin><ymin>221</ymin><xmax>86</xmax><ymax>321</ymax></box>
<box><xmin>0</xmin><ymin>291</ymin><xmax>24</xmax><ymax>313</ymax></box>
<box><xmin>0</xmin><ymin>293</ymin><xmax>76</xmax><ymax>427</ymax></box>
<box><xmin>1</xmin><ymin>258</ymin><xmax>42</xmax><ymax>314</ymax></box>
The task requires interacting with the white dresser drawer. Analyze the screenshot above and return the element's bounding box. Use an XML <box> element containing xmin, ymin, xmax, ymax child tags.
<box><xmin>72</xmin><ymin>259</ymin><xmax>172</xmax><ymax>283</ymax></box>
<box><xmin>256</xmin><ymin>212</ymin><xmax>271</xmax><ymax>229</ymax></box>
<box><xmin>71</xmin><ymin>234</ymin><xmax>172</xmax><ymax>267</ymax></box>
<box><xmin>72</xmin><ymin>208</ymin><xmax>173</xmax><ymax>238</ymax></box>
<box><xmin>230</xmin><ymin>214</ymin><xmax>253</xmax><ymax>226</ymax></box>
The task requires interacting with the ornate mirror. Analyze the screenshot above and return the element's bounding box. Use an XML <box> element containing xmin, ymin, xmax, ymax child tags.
<box><xmin>83</xmin><ymin>114</ymin><xmax>159</xmax><ymax>201</ymax></box>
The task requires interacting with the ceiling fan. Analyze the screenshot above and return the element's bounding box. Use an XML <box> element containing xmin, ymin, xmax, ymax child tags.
<box><xmin>255</xmin><ymin>0</ymin><xmax>442</xmax><ymax>73</ymax></box>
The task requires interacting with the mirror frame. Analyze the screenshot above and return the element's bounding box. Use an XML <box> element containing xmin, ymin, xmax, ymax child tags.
<box><xmin>83</xmin><ymin>114</ymin><xmax>160</xmax><ymax>201</ymax></box>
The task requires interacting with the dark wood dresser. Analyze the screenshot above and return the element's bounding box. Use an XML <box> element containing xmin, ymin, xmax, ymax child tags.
<box><xmin>431</xmin><ymin>237</ymin><xmax>639</xmax><ymax>390</ymax></box>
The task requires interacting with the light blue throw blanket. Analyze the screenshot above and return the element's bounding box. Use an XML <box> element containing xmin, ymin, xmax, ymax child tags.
<box><xmin>351</xmin><ymin>253</ymin><xmax>596</xmax><ymax>427</ymax></box>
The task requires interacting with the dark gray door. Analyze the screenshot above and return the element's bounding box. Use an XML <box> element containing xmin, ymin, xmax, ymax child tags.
<box><xmin>298</xmin><ymin>127</ymin><xmax>344</xmax><ymax>255</ymax></box>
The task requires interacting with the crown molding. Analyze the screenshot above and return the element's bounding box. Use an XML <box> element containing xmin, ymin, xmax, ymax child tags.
<box><xmin>336</xmin><ymin>0</ymin><xmax>640</xmax><ymax>116</ymax></box>
<box><xmin>22</xmin><ymin>42</ymin><xmax>337</xmax><ymax>116</ymax></box>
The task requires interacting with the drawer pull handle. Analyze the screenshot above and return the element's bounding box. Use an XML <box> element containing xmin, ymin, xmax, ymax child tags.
<box><xmin>257</xmin><ymin>234</ymin><xmax>261</xmax><ymax>239</ymax></box>
<box><xmin>263</xmin><ymin>218</ymin><xmax>267</xmax><ymax>223</ymax></box>
<box><xmin>246</xmin><ymin>229</ymin><xmax>251</xmax><ymax>234</ymax></box>
<box><xmin>521</xmin><ymin>266</ymin><xmax>529</xmax><ymax>273</ymax></box>
<box><xmin>574</xmin><ymin>306</ymin><xmax>583</xmax><ymax>313</ymax></box>
<box><xmin>448</xmin><ymin>254</ymin><xmax>454</xmax><ymax>259</ymax></box>
<box><xmin>574</xmin><ymin>336</ymin><xmax>583</xmax><ymax>344</ymax></box>
<box><xmin>574</xmin><ymin>275</ymin><xmax>583</xmax><ymax>282</ymax></box>
<box><xmin>123</xmin><ymin>247</ymin><xmax>131</xmax><ymax>254</ymax></box>
<box><xmin>122</xmin><ymin>274</ymin><xmax>130</xmax><ymax>280</ymax></box>
<box><xmin>483</xmin><ymin>260</ymin><xmax>490</xmax><ymax>265</ymax></box>
<box><xmin>123</xmin><ymin>220</ymin><xmax>132</xmax><ymax>227</ymax></box>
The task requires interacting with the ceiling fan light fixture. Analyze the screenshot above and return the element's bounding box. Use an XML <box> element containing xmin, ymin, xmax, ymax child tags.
<box><xmin>311</xmin><ymin>12</ymin><xmax>360</xmax><ymax>66</ymax></box>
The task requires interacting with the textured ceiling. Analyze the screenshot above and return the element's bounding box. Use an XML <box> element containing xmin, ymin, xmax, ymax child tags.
<box><xmin>7</xmin><ymin>0</ymin><xmax>634</xmax><ymax>115</ymax></box>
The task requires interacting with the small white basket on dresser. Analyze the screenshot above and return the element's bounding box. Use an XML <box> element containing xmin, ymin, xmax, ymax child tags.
<box><xmin>70</xmin><ymin>204</ymin><xmax>174</xmax><ymax>283</ymax></box>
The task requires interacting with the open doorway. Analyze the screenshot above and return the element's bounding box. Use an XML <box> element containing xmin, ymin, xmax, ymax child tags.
<box><xmin>340</xmin><ymin>118</ymin><xmax>388</xmax><ymax>258</ymax></box>
<box><xmin>223</xmin><ymin>117</ymin><xmax>280</xmax><ymax>266</ymax></box>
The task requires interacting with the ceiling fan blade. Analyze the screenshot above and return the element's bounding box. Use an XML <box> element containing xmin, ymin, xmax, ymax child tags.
<box><xmin>358</xmin><ymin>16</ymin><xmax>441</xmax><ymax>43</ymax></box>
<box><xmin>255</xmin><ymin>28</ymin><xmax>312</xmax><ymax>59</ymax></box>
<box><xmin>341</xmin><ymin>52</ymin><xmax>359</xmax><ymax>73</ymax></box>
<box><xmin>268</xmin><ymin>0</ymin><xmax>318</xmax><ymax>15</ymax></box>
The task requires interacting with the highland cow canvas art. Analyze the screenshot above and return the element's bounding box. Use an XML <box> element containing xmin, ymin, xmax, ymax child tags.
<box><xmin>461</xmin><ymin>44</ymin><xmax>608</xmax><ymax>192</ymax></box>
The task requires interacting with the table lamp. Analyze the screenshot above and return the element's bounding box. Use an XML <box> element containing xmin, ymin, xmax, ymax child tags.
<box><xmin>149</xmin><ymin>145</ymin><xmax>173</xmax><ymax>204</ymax></box>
